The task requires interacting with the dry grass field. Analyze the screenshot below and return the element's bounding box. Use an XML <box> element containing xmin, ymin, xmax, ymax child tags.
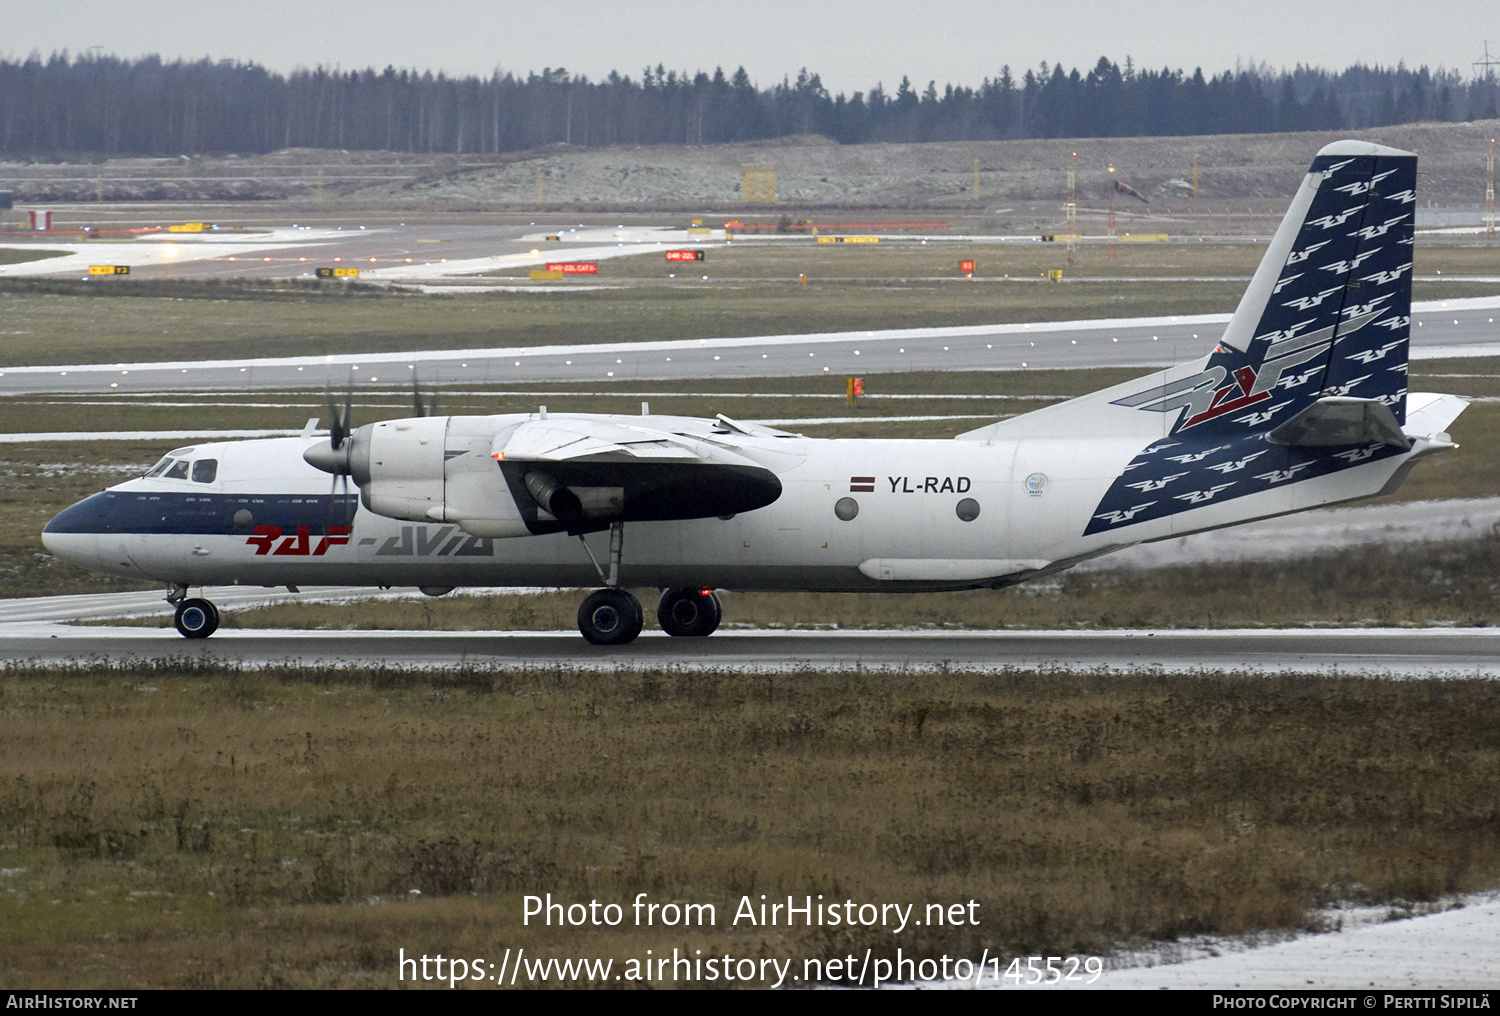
<box><xmin>1</xmin><ymin>662</ymin><xmax>1497</xmax><ymax>988</ymax></box>
<box><xmin>0</xmin><ymin>249</ymin><xmax>69</xmax><ymax>267</ymax></box>
<box><xmin>0</xmin><ymin>276</ymin><xmax>1249</xmax><ymax>367</ymax></box>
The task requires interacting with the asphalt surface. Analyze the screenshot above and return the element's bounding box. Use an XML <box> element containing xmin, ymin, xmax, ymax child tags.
<box><xmin>4</xmin><ymin>298</ymin><xmax>1499</xmax><ymax>396</ymax></box>
<box><xmin>4</xmin><ymin>619</ymin><xmax>1497</xmax><ymax>676</ymax></box>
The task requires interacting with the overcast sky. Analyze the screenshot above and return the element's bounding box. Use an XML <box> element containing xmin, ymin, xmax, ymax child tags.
<box><xmin>2</xmin><ymin>0</ymin><xmax>1496</xmax><ymax>92</ymax></box>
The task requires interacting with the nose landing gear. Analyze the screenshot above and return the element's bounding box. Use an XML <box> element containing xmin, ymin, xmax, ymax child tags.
<box><xmin>172</xmin><ymin>596</ymin><xmax>220</xmax><ymax>639</ymax></box>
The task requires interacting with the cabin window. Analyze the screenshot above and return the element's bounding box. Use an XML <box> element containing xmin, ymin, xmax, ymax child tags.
<box><xmin>955</xmin><ymin>498</ymin><xmax>980</xmax><ymax>522</ymax></box>
<box><xmin>192</xmin><ymin>459</ymin><xmax>218</xmax><ymax>483</ymax></box>
<box><xmin>164</xmin><ymin>460</ymin><xmax>190</xmax><ymax>480</ymax></box>
<box><xmin>834</xmin><ymin>497</ymin><xmax>859</xmax><ymax>521</ymax></box>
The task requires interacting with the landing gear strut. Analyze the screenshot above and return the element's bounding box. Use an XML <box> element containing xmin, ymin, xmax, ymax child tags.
<box><xmin>576</xmin><ymin>522</ymin><xmax>643</xmax><ymax>645</ymax></box>
<box><xmin>657</xmin><ymin>588</ymin><xmax>722</xmax><ymax>637</ymax></box>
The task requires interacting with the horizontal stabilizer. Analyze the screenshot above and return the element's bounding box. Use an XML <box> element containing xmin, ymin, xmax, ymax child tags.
<box><xmin>1403</xmin><ymin>392</ymin><xmax>1469</xmax><ymax>440</ymax></box>
<box><xmin>1267</xmin><ymin>396</ymin><xmax>1409</xmax><ymax>448</ymax></box>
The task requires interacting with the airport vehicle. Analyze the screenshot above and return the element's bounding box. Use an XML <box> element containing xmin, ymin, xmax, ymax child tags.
<box><xmin>42</xmin><ymin>141</ymin><xmax>1467</xmax><ymax>645</ymax></box>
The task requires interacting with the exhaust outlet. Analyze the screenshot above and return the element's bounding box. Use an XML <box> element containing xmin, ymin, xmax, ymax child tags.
<box><xmin>523</xmin><ymin>471</ymin><xmax>583</xmax><ymax>523</ymax></box>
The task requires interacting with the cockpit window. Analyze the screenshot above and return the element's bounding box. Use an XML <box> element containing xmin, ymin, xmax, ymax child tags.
<box><xmin>191</xmin><ymin>459</ymin><xmax>218</xmax><ymax>483</ymax></box>
<box><xmin>145</xmin><ymin>447</ymin><xmax>199</xmax><ymax>479</ymax></box>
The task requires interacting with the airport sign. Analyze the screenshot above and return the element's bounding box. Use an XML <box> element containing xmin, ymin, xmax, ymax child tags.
<box><xmin>545</xmin><ymin>262</ymin><xmax>599</xmax><ymax>274</ymax></box>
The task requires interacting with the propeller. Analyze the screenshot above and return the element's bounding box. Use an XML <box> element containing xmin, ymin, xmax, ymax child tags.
<box><xmin>305</xmin><ymin>377</ymin><xmax>358</xmax><ymax>531</ymax></box>
<box><xmin>307</xmin><ymin>374</ymin><xmax>356</xmax><ymax>466</ymax></box>
<box><xmin>330</xmin><ymin>383</ymin><xmax>353</xmax><ymax>452</ymax></box>
<box><xmin>305</xmin><ymin>366</ymin><xmax>439</xmax><ymax>529</ymax></box>
<box><xmin>411</xmin><ymin>366</ymin><xmax>436</xmax><ymax>418</ymax></box>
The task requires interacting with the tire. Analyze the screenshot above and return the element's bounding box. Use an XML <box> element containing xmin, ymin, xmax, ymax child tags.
<box><xmin>577</xmin><ymin>588</ymin><xmax>643</xmax><ymax>646</ymax></box>
<box><xmin>657</xmin><ymin>587</ymin><xmax>722</xmax><ymax>637</ymax></box>
<box><xmin>174</xmin><ymin>598</ymin><xmax>219</xmax><ymax>639</ymax></box>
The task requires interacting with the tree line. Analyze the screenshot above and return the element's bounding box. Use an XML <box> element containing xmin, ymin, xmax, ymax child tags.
<box><xmin>1</xmin><ymin>52</ymin><xmax>1496</xmax><ymax>158</ymax></box>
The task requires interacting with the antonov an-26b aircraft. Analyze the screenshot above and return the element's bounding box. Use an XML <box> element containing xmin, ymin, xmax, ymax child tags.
<box><xmin>43</xmin><ymin>141</ymin><xmax>1467</xmax><ymax>645</ymax></box>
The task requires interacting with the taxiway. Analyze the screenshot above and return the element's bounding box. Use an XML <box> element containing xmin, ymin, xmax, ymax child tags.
<box><xmin>3</xmin><ymin>296</ymin><xmax>1498</xmax><ymax>396</ymax></box>
<box><xmin>3</xmin><ymin>621</ymin><xmax>1497</xmax><ymax>677</ymax></box>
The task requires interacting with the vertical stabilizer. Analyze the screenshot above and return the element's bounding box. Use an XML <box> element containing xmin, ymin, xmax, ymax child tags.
<box><xmin>1083</xmin><ymin>141</ymin><xmax>1417</xmax><ymax>536</ymax></box>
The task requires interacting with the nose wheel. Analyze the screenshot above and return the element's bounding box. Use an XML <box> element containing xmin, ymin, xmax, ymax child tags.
<box><xmin>578</xmin><ymin>588</ymin><xmax>643</xmax><ymax>645</ymax></box>
<box><xmin>657</xmin><ymin>588</ymin><xmax>722</xmax><ymax>637</ymax></box>
<box><xmin>173</xmin><ymin>597</ymin><xmax>220</xmax><ymax>639</ymax></box>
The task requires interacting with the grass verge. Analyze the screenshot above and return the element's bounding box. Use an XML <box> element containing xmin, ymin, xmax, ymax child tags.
<box><xmin>0</xmin><ymin>248</ymin><xmax>71</xmax><ymax>267</ymax></box>
<box><xmin>1</xmin><ymin>662</ymin><xmax>1496</xmax><ymax>988</ymax></box>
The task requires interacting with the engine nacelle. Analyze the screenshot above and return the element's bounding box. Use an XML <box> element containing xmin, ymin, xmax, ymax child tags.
<box><xmin>315</xmin><ymin>411</ymin><xmax>784</xmax><ymax>539</ymax></box>
<box><xmin>354</xmin><ymin>416</ymin><xmax>530</xmax><ymax>538</ymax></box>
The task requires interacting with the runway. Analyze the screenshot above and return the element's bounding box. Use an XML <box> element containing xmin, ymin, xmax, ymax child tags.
<box><xmin>4</xmin><ymin>296</ymin><xmax>1499</xmax><ymax>396</ymax></box>
<box><xmin>4</xmin><ymin>620</ymin><xmax>1498</xmax><ymax>676</ymax></box>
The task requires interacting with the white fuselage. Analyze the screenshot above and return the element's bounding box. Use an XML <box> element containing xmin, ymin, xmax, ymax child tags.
<box><xmin>42</xmin><ymin>412</ymin><xmax>1431</xmax><ymax>594</ymax></box>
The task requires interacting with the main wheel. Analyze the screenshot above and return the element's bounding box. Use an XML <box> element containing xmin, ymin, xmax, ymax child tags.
<box><xmin>173</xmin><ymin>597</ymin><xmax>219</xmax><ymax>639</ymax></box>
<box><xmin>577</xmin><ymin>588</ymin><xmax>644</xmax><ymax>645</ymax></box>
<box><xmin>657</xmin><ymin>587</ymin><xmax>722</xmax><ymax>637</ymax></box>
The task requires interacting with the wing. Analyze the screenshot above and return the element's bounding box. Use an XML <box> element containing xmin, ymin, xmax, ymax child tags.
<box><xmin>491</xmin><ymin>416</ymin><xmax>785</xmax><ymax>533</ymax></box>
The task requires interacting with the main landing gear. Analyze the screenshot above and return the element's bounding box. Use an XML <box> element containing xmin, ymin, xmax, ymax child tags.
<box><xmin>573</xmin><ymin>523</ymin><xmax>722</xmax><ymax>645</ymax></box>
<box><xmin>575</xmin><ymin>523</ymin><xmax>641</xmax><ymax>645</ymax></box>
<box><xmin>656</xmin><ymin>587</ymin><xmax>722</xmax><ymax>638</ymax></box>
<box><xmin>578</xmin><ymin>588</ymin><xmax>643</xmax><ymax>645</ymax></box>
<box><xmin>168</xmin><ymin>585</ymin><xmax>219</xmax><ymax>639</ymax></box>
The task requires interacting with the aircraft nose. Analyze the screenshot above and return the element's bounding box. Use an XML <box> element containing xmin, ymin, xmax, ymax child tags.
<box><xmin>41</xmin><ymin>529</ymin><xmax>101</xmax><ymax>570</ymax></box>
<box><xmin>42</xmin><ymin>494</ymin><xmax>109</xmax><ymax>570</ymax></box>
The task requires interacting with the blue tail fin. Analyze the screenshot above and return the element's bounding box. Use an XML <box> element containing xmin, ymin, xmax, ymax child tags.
<box><xmin>1084</xmin><ymin>140</ymin><xmax>1417</xmax><ymax>536</ymax></box>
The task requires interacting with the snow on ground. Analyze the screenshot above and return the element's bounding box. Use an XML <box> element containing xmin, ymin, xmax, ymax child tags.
<box><xmin>1078</xmin><ymin>893</ymin><xmax>1500</xmax><ymax>989</ymax></box>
